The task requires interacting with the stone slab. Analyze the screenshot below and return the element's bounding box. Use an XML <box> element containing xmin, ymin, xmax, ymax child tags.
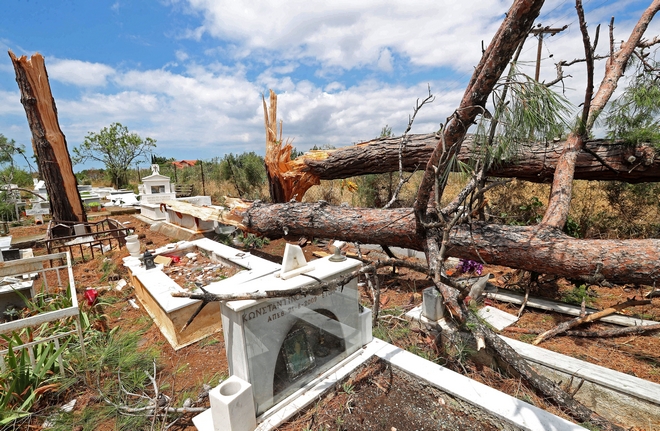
<box><xmin>477</xmin><ymin>305</ymin><xmax>519</xmax><ymax>330</ymax></box>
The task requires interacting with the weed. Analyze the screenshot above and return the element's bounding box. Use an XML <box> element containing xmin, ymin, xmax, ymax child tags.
<box><xmin>199</xmin><ymin>337</ymin><xmax>221</xmax><ymax>348</ymax></box>
<box><xmin>236</xmin><ymin>233</ymin><xmax>270</xmax><ymax>249</ymax></box>
<box><xmin>0</xmin><ymin>331</ymin><xmax>67</xmax><ymax>424</ymax></box>
<box><xmin>561</xmin><ymin>284</ymin><xmax>596</xmax><ymax>306</ymax></box>
<box><xmin>341</xmin><ymin>382</ymin><xmax>355</xmax><ymax>395</ymax></box>
<box><xmin>175</xmin><ymin>362</ymin><xmax>190</xmax><ymax>376</ymax></box>
<box><xmin>519</xmin><ymin>334</ymin><xmax>537</xmax><ymax>343</ymax></box>
<box><xmin>99</xmin><ymin>258</ymin><xmax>117</xmax><ymax>282</ymax></box>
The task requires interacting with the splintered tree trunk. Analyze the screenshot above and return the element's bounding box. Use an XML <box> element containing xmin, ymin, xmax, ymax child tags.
<box><xmin>263</xmin><ymin>90</ymin><xmax>318</xmax><ymax>202</ymax></box>
<box><xmin>287</xmin><ymin>134</ymin><xmax>660</xmax><ymax>184</ymax></box>
<box><xmin>9</xmin><ymin>52</ymin><xmax>86</xmax><ymax>223</ymax></box>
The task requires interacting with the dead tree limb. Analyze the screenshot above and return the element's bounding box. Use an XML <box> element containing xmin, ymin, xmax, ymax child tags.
<box><xmin>563</xmin><ymin>322</ymin><xmax>660</xmax><ymax>337</ymax></box>
<box><xmin>532</xmin><ymin>298</ymin><xmax>652</xmax><ymax>345</ymax></box>
<box><xmin>505</xmin><ymin>323</ymin><xmax>660</xmax><ymax>338</ymax></box>
<box><xmin>541</xmin><ymin>0</ymin><xmax>660</xmax><ymax>229</ymax></box>
<box><xmin>467</xmin><ymin>312</ymin><xmax>624</xmax><ymax>431</ymax></box>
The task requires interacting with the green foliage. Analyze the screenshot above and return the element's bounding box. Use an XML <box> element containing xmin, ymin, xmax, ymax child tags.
<box><xmin>73</xmin><ymin>123</ymin><xmax>156</xmax><ymax>188</ymax></box>
<box><xmin>309</xmin><ymin>144</ymin><xmax>336</xmax><ymax>151</ymax></box>
<box><xmin>0</xmin><ymin>191</ymin><xmax>19</xmax><ymax>221</ymax></box>
<box><xmin>99</xmin><ymin>257</ymin><xmax>117</xmax><ymax>282</ymax></box>
<box><xmin>561</xmin><ymin>284</ymin><xmax>596</xmax><ymax>306</ymax></box>
<box><xmin>47</xmin><ymin>326</ymin><xmax>160</xmax><ymax>430</ymax></box>
<box><xmin>289</xmin><ymin>147</ymin><xmax>304</xmax><ymax>159</ymax></box>
<box><xmin>496</xmin><ymin>194</ymin><xmax>545</xmax><ymax>226</ymax></box>
<box><xmin>236</xmin><ymin>233</ymin><xmax>270</xmax><ymax>249</ymax></box>
<box><xmin>218</xmin><ymin>152</ymin><xmax>266</xmax><ymax>199</ymax></box>
<box><xmin>604</xmin><ymin>59</ymin><xmax>660</xmax><ymax>147</ymax></box>
<box><xmin>580</xmin><ymin>421</ymin><xmax>603</xmax><ymax>431</ymax></box>
<box><xmin>0</xmin><ymin>166</ymin><xmax>32</xmax><ymax>187</ymax></box>
<box><xmin>0</xmin><ymin>331</ymin><xmax>67</xmax><ymax>424</ymax></box>
<box><xmin>353</xmin><ymin>125</ymin><xmax>398</xmax><ymax>208</ymax></box>
<box><xmin>75</xmin><ymin>168</ymin><xmax>106</xmax><ymax>186</ymax></box>
<box><xmin>0</xmin><ymin>134</ymin><xmax>26</xmax><ymax>167</ymax></box>
<box><xmin>355</xmin><ymin>173</ymin><xmax>393</xmax><ymax>207</ymax></box>
<box><xmin>563</xmin><ymin>216</ymin><xmax>581</xmax><ymax>238</ymax></box>
<box><xmin>341</xmin><ymin>382</ymin><xmax>355</xmax><ymax>394</ymax></box>
<box><xmin>150</xmin><ymin>154</ymin><xmax>175</xmax><ymax>165</ymax></box>
<box><xmin>473</xmin><ymin>67</ymin><xmax>572</xmax><ymax>169</ymax></box>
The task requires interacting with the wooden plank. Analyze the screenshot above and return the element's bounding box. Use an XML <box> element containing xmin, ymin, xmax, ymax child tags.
<box><xmin>488</xmin><ymin>290</ymin><xmax>658</xmax><ymax>327</ymax></box>
<box><xmin>131</xmin><ymin>273</ymin><xmax>222</xmax><ymax>350</ymax></box>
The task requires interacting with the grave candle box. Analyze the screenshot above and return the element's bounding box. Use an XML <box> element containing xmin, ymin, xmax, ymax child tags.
<box><xmin>220</xmin><ymin>255</ymin><xmax>362</xmax><ymax>416</ymax></box>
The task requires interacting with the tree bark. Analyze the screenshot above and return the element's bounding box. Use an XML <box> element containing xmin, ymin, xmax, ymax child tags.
<box><xmin>414</xmin><ymin>0</ymin><xmax>545</xmax><ymax>217</ymax></box>
<box><xmin>9</xmin><ymin>51</ymin><xmax>86</xmax><ymax>223</ymax></box>
<box><xmin>468</xmin><ymin>313</ymin><xmax>624</xmax><ymax>431</ymax></box>
<box><xmin>231</xmin><ymin>201</ymin><xmax>660</xmax><ymax>285</ymax></box>
<box><xmin>289</xmin><ymin>134</ymin><xmax>659</xmax><ymax>184</ymax></box>
<box><xmin>541</xmin><ymin>0</ymin><xmax>660</xmax><ymax>229</ymax></box>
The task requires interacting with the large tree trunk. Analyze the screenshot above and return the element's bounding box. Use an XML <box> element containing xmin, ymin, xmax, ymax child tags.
<box><xmin>288</xmin><ymin>134</ymin><xmax>659</xmax><ymax>185</ymax></box>
<box><xmin>9</xmin><ymin>52</ymin><xmax>86</xmax><ymax>223</ymax></box>
<box><xmin>233</xmin><ymin>201</ymin><xmax>660</xmax><ymax>285</ymax></box>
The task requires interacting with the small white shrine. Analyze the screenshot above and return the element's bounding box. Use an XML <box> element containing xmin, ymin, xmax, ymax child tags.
<box><xmin>139</xmin><ymin>164</ymin><xmax>176</xmax><ymax>220</ymax></box>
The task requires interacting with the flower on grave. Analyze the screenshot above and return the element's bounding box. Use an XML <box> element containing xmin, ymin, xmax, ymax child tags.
<box><xmin>456</xmin><ymin>259</ymin><xmax>483</xmax><ymax>276</ymax></box>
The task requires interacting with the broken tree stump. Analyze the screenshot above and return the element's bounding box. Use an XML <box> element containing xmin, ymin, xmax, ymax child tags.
<box><xmin>9</xmin><ymin>51</ymin><xmax>86</xmax><ymax>223</ymax></box>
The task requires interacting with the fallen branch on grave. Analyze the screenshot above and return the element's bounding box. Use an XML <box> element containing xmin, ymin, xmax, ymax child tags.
<box><xmin>467</xmin><ymin>312</ymin><xmax>624</xmax><ymax>431</ymax></box>
<box><xmin>532</xmin><ymin>298</ymin><xmax>652</xmax><ymax>345</ymax></box>
<box><xmin>174</xmin><ymin>257</ymin><xmax>449</xmax><ymax>332</ymax></box>
<box><xmin>172</xmin><ymin>257</ymin><xmax>444</xmax><ymax>301</ymax></box>
<box><xmin>505</xmin><ymin>322</ymin><xmax>660</xmax><ymax>337</ymax></box>
<box><xmin>97</xmin><ymin>359</ymin><xmax>207</xmax><ymax>429</ymax></box>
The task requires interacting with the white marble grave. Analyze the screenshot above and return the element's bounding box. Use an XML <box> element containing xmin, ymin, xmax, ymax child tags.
<box><xmin>220</xmin><ymin>245</ymin><xmax>363</xmax><ymax>416</ymax></box>
<box><xmin>164</xmin><ymin>196</ymin><xmax>215</xmax><ymax>232</ymax></box>
<box><xmin>139</xmin><ymin>164</ymin><xmax>176</xmax><ymax>220</ymax></box>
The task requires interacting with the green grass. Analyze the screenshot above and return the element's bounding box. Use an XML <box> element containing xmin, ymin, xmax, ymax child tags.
<box><xmin>561</xmin><ymin>284</ymin><xmax>596</xmax><ymax>306</ymax></box>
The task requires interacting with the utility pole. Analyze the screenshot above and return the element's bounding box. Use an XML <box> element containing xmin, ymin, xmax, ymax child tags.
<box><xmin>531</xmin><ymin>24</ymin><xmax>568</xmax><ymax>81</ymax></box>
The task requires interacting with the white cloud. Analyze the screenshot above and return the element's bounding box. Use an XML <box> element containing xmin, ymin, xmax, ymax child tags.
<box><xmin>48</xmin><ymin>59</ymin><xmax>115</xmax><ymax>87</ymax></box>
<box><xmin>183</xmin><ymin>0</ymin><xmax>511</xmax><ymax>71</ymax></box>
<box><xmin>3</xmin><ymin>0</ymin><xmax>657</xmax><ymax>171</ymax></box>
<box><xmin>0</xmin><ymin>90</ymin><xmax>23</xmax><ymax>116</ymax></box>
<box><xmin>377</xmin><ymin>48</ymin><xmax>393</xmax><ymax>72</ymax></box>
<box><xmin>175</xmin><ymin>50</ymin><xmax>189</xmax><ymax>62</ymax></box>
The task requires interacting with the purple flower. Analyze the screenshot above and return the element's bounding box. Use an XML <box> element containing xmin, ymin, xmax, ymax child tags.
<box><xmin>457</xmin><ymin>259</ymin><xmax>483</xmax><ymax>275</ymax></box>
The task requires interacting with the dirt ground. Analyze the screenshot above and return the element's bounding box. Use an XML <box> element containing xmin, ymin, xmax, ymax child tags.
<box><xmin>5</xmin><ymin>213</ymin><xmax>660</xmax><ymax>430</ymax></box>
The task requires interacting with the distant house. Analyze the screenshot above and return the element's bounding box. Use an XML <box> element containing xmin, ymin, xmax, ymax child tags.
<box><xmin>171</xmin><ymin>160</ymin><xmax>198</xmax><ymax>169</ymax></box>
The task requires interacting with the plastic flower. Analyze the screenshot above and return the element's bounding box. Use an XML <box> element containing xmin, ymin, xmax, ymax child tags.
<box><xmin>456</xmin><ymin>259</ymin><xmax>483</xmax><ymax>275</ymax></box>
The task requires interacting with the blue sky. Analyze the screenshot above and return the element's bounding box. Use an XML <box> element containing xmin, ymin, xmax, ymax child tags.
<box><xmin>1</xmin><ymin>0</ymin><xmax>658</xmax><ymax>172</ymax></box>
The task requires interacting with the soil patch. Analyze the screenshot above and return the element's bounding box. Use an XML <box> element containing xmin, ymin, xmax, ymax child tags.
<box><xmin>275</xmin><ymin>357</ymin><xmax>520</xmax><ymax>431</ymax></box>
<box><xmin>5</xmin><ymin>215</ymin><xmax>660</xmax><ymax>430</ymax></box>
